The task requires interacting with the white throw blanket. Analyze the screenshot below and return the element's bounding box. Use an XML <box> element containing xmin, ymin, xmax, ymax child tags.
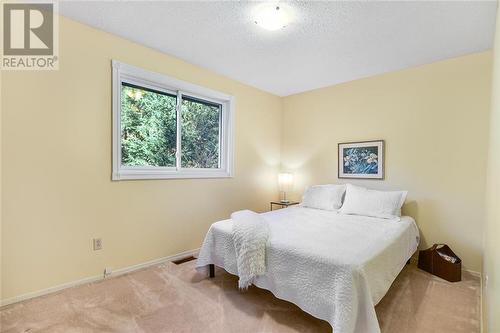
<box><xmin>231</xmin><ymin>210</ymin><xmax>269</xmax><ymax>289</ymax></box>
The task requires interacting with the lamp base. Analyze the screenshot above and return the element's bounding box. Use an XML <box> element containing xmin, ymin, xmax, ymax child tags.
<box><xmin>280</xmin><ymin>199</ymin><xmax>290</xmax><ymax>203</ymax></box>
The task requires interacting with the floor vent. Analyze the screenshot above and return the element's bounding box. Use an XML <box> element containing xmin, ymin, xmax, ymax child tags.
<box><xmin>172</xmin><ymin>256</ymin><xmax>196</xmax><ymax>265</ymax></box>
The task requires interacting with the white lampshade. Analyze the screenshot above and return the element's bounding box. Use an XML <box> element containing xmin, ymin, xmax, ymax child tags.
<box><xmin>278</xmin><ymin>173</ymin><xmax>294</xmax><ymax>192</ymax></box>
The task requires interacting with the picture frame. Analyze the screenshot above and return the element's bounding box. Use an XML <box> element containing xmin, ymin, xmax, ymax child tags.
<box><xmin>338</xmin><ymin>140</ymin><xmax>385</xmax><ymax>179</ymax></box>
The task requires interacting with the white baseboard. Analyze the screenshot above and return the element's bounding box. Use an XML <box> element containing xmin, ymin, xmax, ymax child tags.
<box><xmin>464</xmin><ymin>269</ymin><xmax>481</xmax><ymax>278</ymax></box>
<box><xmin>0</xmin><ymin>248</ymin><xmax>199</xmax><ymax>307</ymax></box>
<box><xmin>110</xmin><ymin>248</ymin><xmax>199</xmax><ymax>277</ymax></box>
<box><xmin>1</xmin><ymin>249</ymin><xmax>480</xmax><ymax>309</ymax></box>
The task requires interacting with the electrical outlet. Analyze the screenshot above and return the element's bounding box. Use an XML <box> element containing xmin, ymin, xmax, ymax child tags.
<box><xmin>93</xmin><ymin>238</ymin><xmax>102</xmax><ymax>251</ymax></box>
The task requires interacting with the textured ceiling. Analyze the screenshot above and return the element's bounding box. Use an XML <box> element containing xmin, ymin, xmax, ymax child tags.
<box><xmin>60</xmin><ymin>1</ymin><xmax>497</xmax><ymax>96</ymax></box>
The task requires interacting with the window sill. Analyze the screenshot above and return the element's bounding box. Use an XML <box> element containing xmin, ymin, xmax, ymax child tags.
<box><xmin>112</xmin><ymin>168</ymin><xmax>233</xmax><ymax>180</ymax></box>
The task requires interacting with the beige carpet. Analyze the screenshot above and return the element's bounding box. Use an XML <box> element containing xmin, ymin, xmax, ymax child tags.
<box><xmin>1</xmin><ymin>260</ymin><xmax>480</xmax><ymax>333</ymax></box>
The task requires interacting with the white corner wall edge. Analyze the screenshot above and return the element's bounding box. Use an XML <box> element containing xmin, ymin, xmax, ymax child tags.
<box><xmin>480</xmin><ymin>268</ymin><xmax>483</xmax><ymax>333</ymax></box>
<box><xmin>0</xmin><ymin>248</ymin><xmax>200</xmax><ymax>307</ymax></box>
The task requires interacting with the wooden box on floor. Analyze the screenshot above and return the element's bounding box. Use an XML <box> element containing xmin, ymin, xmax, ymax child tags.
<box><xmin>418</xmin><ymin>244</ymin><xmax>462</xmax><ymax>282</ymax></box>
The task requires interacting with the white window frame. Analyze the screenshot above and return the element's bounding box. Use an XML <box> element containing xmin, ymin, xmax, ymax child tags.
<box><xmin>112</xmin><ymin>60</ymin><xmax>234</xmax><ymax>180</ymax></box>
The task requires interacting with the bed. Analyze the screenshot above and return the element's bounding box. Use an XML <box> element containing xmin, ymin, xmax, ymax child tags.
<box><xmin>196</xmin><ymin>206</ymin><xmax>419</xmax><ymax>333</ymax></box>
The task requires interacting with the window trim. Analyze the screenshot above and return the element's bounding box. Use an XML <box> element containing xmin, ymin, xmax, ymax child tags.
<box><xmin>112</xmin><ymin>60</ymin><xmax>234</xmax><ymax>180</ymax></box>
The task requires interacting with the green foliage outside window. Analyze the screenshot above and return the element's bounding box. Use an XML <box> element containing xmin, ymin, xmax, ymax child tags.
<box><xmin>121</xmin><ymin>84</ymin><xmax>221</xmax><ymax>169</ymax></box>
<box><xmin>181</xmin><ymin>98</ymin><xmax>220</xmax><ymax>168</ymax></box>
<box><xmin>121</xmin><ymin>85</ymin><xmax>177</xmax><ymax>167</ymax></box>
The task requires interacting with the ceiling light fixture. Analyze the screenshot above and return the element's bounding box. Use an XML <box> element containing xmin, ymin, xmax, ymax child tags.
<box><xmin>254</xmin><ymin>3</ymin><xmax>292</xmax><ymax>31</ymax></box>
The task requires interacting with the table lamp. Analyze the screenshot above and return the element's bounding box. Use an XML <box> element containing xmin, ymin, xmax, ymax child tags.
<box><xmin>278</xmin><ymin>172</ymin><xmax>294</xmax><ymax>203</ymax></box>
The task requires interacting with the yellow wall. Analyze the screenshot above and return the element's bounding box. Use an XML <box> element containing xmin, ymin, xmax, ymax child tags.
<box><xmin>483</xmin><ymin>5</ymin><xmax>500</xmax><ymax>333</ymax></box>
<box><xmin>281</xmin><ymin>52</ymin><xmax>492</xmax><ymax>272</ymax></box>
<box><xmin>1</xmin><ymin>16</ymin><xmax>494</xmax><ymax>303</ymax></box>
<box><xmin>0</xmin><ymin>17</ymin><xmax>282</xmax><ymax>300</ymax></box>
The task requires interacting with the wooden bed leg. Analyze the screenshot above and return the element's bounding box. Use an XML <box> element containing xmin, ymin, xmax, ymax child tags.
<box><xmin>209</xmin><ymin>264</ymin><xmax>215</xmax><ymax>278</ymax></box>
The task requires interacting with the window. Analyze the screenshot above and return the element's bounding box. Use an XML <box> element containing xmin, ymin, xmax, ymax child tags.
<box><xmin>112</xmin><ymin>61</ymin><xmax>234</xmax><ymax>180</ymax></box>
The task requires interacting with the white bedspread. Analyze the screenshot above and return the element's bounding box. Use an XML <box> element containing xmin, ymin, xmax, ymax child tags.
<box><xmin>196</xmin><ymin>207</ymin><xmax>419</xmax><ymax>333</ymax></box>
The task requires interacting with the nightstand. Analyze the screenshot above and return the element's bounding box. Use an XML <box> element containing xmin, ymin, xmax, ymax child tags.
<box><xmin>270</xmin><ymin>201</ymin><xmax>300</xmax><ymax>211</ymax></box>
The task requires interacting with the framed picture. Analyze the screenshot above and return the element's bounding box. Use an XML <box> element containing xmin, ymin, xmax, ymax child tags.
<box><xmin>338</xmin><ymin>140</ymin><xmax>385</xmax><ymax>179</ymax></box>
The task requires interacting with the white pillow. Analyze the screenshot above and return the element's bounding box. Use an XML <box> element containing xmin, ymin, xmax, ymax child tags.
<box><xmin>339</xmin><ymin>184</ymin><xmax>407</xmax><ymax>220</ymax></box>
<box><xmin>301</xmin><ymin>184</ymin><xmax>346</xmax><ymax>211</ymax></box>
